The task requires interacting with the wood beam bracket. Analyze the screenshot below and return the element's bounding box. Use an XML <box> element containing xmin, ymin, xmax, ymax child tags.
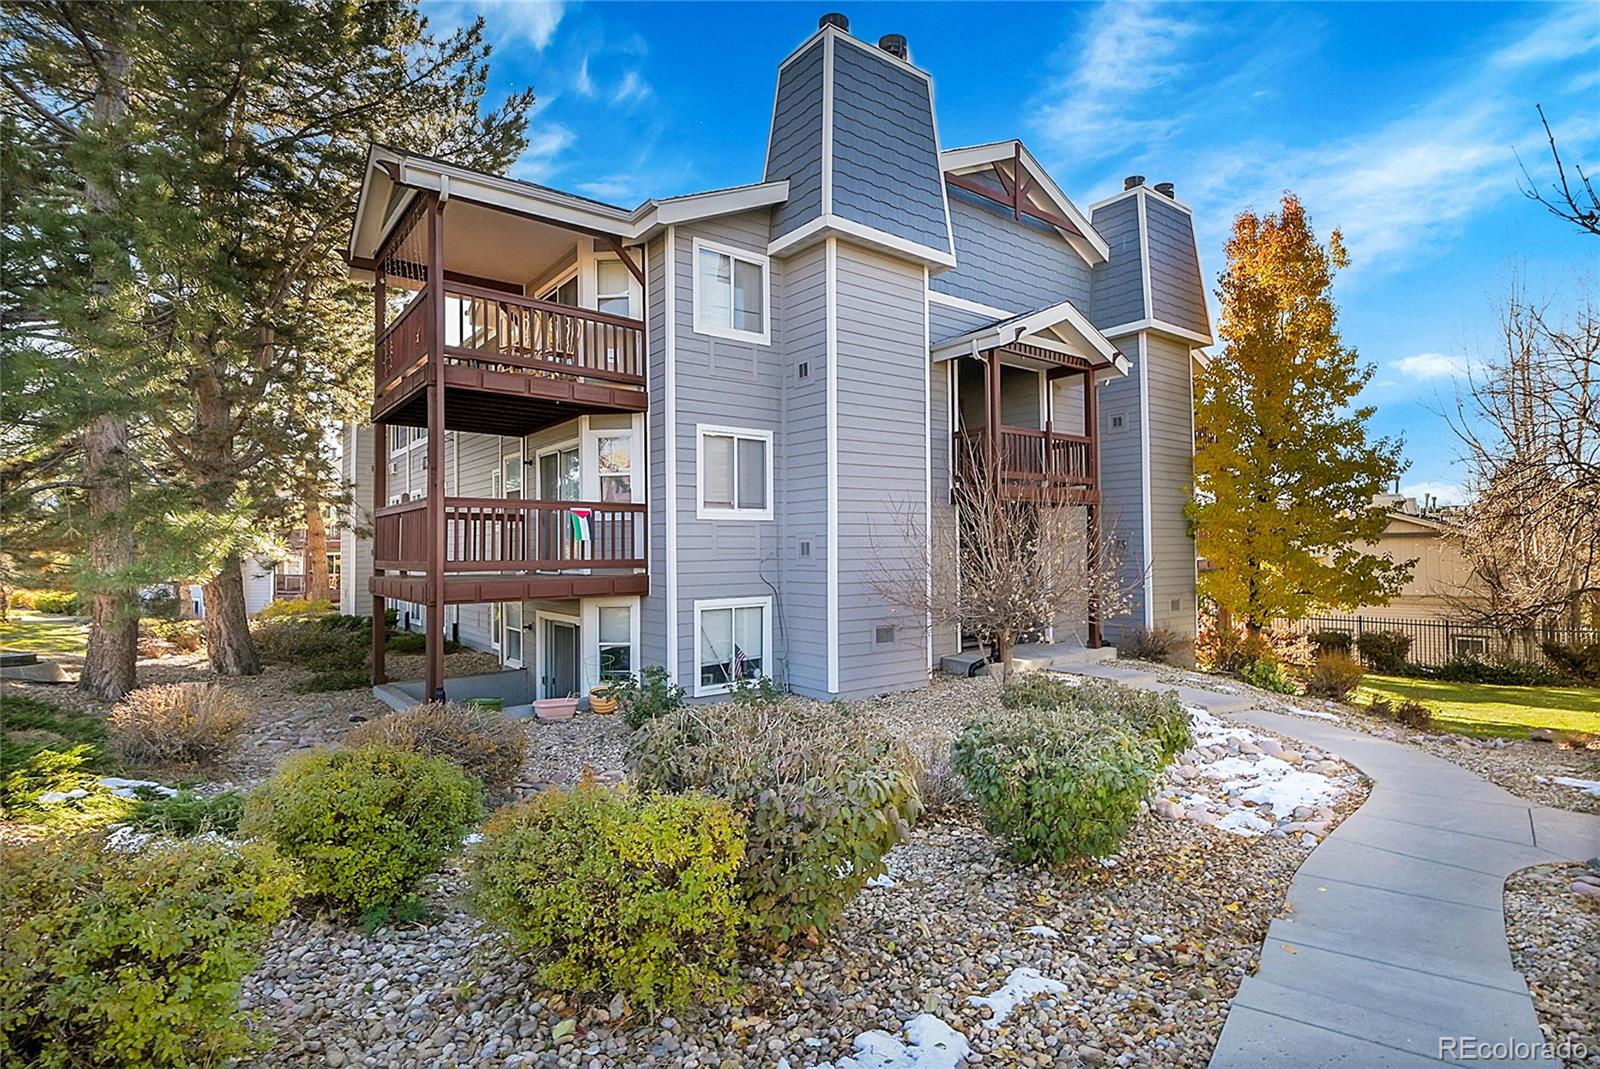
<box><xmin>604</xmin><ymin>235</ymin><xmax>646</xmax><ymax>287</ymax></box>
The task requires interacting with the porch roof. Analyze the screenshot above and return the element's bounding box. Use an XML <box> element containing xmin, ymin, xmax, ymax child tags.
<box><xmin>347</xmin><ymin>145</ymin><xmax>789</xmax><ymax>267</ymax></box>
<box><xmin>930</xmin><ymin>299</ymin><xmax>1129</xmax><ymax>376</ymax></box>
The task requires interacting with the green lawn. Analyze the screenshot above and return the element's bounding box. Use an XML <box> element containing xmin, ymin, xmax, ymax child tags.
<box><xmin>0</xmin><ymin>611</ymin><xmax>88</xmax><ymax>655</ymax></box>
<box><xmin>1357</xmin><ymin>674</ymin><xmax>1600</xmax><ymax>738</ymax></box>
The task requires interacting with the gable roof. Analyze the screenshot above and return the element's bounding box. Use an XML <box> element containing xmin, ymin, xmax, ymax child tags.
<box><xmin>930</xmin><ymin>298</ymin><xmax>1129</xmax><ymax>375</ymax></box>
<box><xmin>940</xmin><ymin>140</ymin><xmax>1110</xmax><ymax>265</ymax></box>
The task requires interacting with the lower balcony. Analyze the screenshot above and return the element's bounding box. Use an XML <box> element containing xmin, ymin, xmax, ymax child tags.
<box><xmin>370</xmin><ymin>496</ymin><xmax>648</xmax><ymax>603</ymax></box>
<box><xmin>955</xmin><ymin>426</ymin><xmax>1098</xmax><ymax>504</ymax></box>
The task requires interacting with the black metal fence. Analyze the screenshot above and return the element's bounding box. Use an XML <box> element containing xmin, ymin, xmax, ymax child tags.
<box><xmin>1288</xmin><ymin>614</ymin><xmax>1600</xmax><ymax>669</ymax></box>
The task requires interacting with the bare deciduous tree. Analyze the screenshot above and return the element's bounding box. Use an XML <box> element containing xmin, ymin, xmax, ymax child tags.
<box><xmin>1451</xmin><ymin>280</ymin><xmax>1600</xmax><ymax>629</ymax></box>
<box><xmin>1519</xmin><ymin>105</ymin><xmax>1599</xmax><ymax>238</ymax></box>
<box><xmin>873</xmin><ymin>441</ymin><xmax>1136</xmax><ymax>682</ymax></box>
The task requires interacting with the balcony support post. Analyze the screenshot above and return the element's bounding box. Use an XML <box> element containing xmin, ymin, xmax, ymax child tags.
<box><xmin>425</xmin><ymin>193</ymin><xmax>447</xmax><ymax>701</ymax></box>
<box><xmin>371</xmin><ymin>260</ymin><xmax>389</xmax><ymax>687</ymax></box>
<box><xmin>1083</xmin><ymin>367</ymin><xmax>1102</xmax><ymax>648</ymax></box>
<box><xmin>986</xmin><ymin>349</ymin><xmax>1002</xmax><ymax>499</ymax></box>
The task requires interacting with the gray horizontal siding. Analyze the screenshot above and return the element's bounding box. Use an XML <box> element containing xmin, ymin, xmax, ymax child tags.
<box><xmin>767</xmin><ymin>39</ymin><xmax>825</xmax><ymax>240</ymax></box>
<box><xmin>1097</xmin><ymin>349</ymin><xmax>1145</xmax><ymax>639</ymax></box>
<box><xmin>641</xmin><ymin>236</ymin><xmax>669</xmax><ymax>670</ymax></box>
<box><xmin>835</xmin><ymin>242</ymin><xmax>929</xmax><ymax>697</ymax></box>
<box><xmin>778</xmin><ymin>243</ymin><xmax>829</xmax><ymax>696</ymax></box>
<box><xmin>829</xmin><ymin>40</ymin><xmax>950</xmax><ymax>254</ymax></box>
<box><xmin>928</xmin><ymin>300</ymin><xmax>998</xmax><ymax>344</ymax></box>
<box><xmin>1144</xmin><ymin>333</ymin><xmax>1197</xmax><ymax>639</ymax></box>
<box><xmin>1090</xmin><ymin>196</ymin><xmax>1146</xmax><ymax>329</ymax></box>
<box><xmin>929</xmin><ymin>360</ymin><xmax>961</xmax><ymax>657</ymax></box>
<box><xmin>934</xmin><ymin>185</ymin><xmax>1091</xmax><ymax>312</ymax></box>
<box><xmin>1146</xmin><ymin>197</ymin><xmax>1210</xmax><ymax>339</ymax></box>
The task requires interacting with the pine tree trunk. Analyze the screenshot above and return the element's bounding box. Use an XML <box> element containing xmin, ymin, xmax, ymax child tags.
<box><xmin>203</xmin><ymin>552</ymin><xmax>259</xmax><ymax>675</ymax></box>
<box><xmin>78</xmin><ymin>28</ymin><xmax>137</xmax><ymax>702</ymax></box>
<box><xmin>304</xmin><ymin>501</ymin><xmax>331</xmax><ymax>602</ymax></box>
<box><xmin>80</xmin><ymin>413</ymin><xmax>138</xmax><ymax>699</ymax></box>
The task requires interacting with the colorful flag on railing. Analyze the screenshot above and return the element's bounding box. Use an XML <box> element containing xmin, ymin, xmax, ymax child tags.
<box><xmin>570</xmin><ymin>508</ymin><xmax>592</xmax><ymax>542</ymax></box>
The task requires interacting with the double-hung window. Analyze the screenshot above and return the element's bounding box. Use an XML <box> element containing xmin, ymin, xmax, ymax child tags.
<box><xmin>692</xmin><ymin>239</ymin><xmax>768</xmax><ymax>344</ymax></box>
<box><xmin>596</xmin><ymin>259</ymin><xmax>632</xmax><ymax>316</ymax></box>
<box><xmin>697</xmin><ymin>425</ymin><xmax>771</xmax><ymax>520</ymax></box>
<box><xmin>597</xmin><ymin>605</ymin><xmax>633</xmax><ymax>680</ymax></box>
<box><xmin>694</xmin><ymin>598</ymin><xmax>770</xmax><ymax>696</ymax></box>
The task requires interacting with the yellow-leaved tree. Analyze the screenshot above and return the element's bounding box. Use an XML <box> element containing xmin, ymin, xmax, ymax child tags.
<box><xmin>1188</xmin><ymin>193</ymin><xmax>1411</xmax><ymax>633</ymax></box>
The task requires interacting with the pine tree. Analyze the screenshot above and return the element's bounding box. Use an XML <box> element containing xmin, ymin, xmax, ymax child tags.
<box><xmin>1188</xmin><ymin>193</ymin><xmax>1411</xmax><ymax>632</ymax></box>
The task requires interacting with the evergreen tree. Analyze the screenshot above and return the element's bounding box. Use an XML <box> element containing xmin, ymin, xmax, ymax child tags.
<box><xmin>1188</xmin><ymin>193</ymin><xmax>1411</xmax><ymax>632</ymax></box>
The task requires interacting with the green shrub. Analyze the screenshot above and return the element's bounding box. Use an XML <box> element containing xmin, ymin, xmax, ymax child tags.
<box><xmin>0</xmin><ymin>696</ymin><xmax>126</xmax><ymax>825</ymax></box>
<box><xmin>253</xmin><ymin>616</ymin><xmax>367</xmax><ymax>664</ymax></box>
<box><xmin>1001</xmin><ymin>676</ymin><xmax>1192</xmax><ymax>761</ymax></box>
<box><xmin>953</xmin><ymin>705</ymin><xmax>1160</xmax><ymax>864</ymax></box>
<box><xmin>1114</xmin><ymin>625</ymin><xmax>1191</xmax><ymax>664</ymax></box>
<box><xmin>467</xmin><ymin>784</ymin><xmax>745</xmax><ymax>1010</ymax></box>
<box><xmin>30</xmin><ymin>590</ymin><xmax>81</xmax><ymax>615</ymax></box>
<box><xmin>256</xmin><ymin>597</ymin><xmax>337</xmax><ymax>621</ymax></box>
<box><xmin>727</xmin><ymin>674</ymin><xmax>785</xmax><ymax>706</ymax></box>
<box><xmin>7</xmin><ymin>589</ymin><xmax>41</xmax><ymax>611</ymax></box>
<box><xmin>1541</xmin><ymin>640</ymin><xmax>1600</xmax><ymax>683</ymax></box>
<box><xmin>125</xmin><ymin>789</ymin><xmax>246</xmax><ymax>837</ymax></box>
<box><xmin>346</xmin><ymin>702</ymin><xmax>528</xmax><ymax>789</ymax></box>
<box><xmin>1307</xmin><ymin>629</ymin><xmax>1354</xmax><ymax>655</ymax></box>
<box><xmin>1242</xmin><ymin>658</ymin><xmax>1296</xmax><ymax>694</ymax></box>
<box><xmin>1433</xmin><ymin>655</ymin><xmax>1562</xmax><ymax>686</ymax></box>
<box><xmin>1303</xmin><ymin>651</ymin><xmax>1365</xmax><ymax>701</ymax></box>
<box><xmin>630</xmin><ymin>699</ymin><xmax>919</xmax><ymax>946</ymax></box>
<box><xmin>1356</xmin><ymin>630</ymin><xmax>1413</xmax><ymax>673</ymax></box>
<box><xmin>614</xmin><ymin>665</ymin><xmax>687</xmax><ymax>730</ymax></box>
<box><xmin>0</xmin><ymin>832</ymin><xmax>296</xmax><ymax>1069</ymax></box>
<box><xmin>107</xmin><ymin>683</ymin><xmax>251</xmax><ymax>767</ymax></box>
<box><xmin>139</xmin><ymin>618</ymin><xmax>202</xmax><ymax>652</ymax></box>
<box><xmin>240</xmin><ymin>746</ymin><xmax>481</xmax><ymax>914</ymax></box>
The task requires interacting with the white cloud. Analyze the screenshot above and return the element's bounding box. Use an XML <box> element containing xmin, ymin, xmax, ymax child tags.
<box><xmin>509</xmin><ymin>123</ymin><xmax>574</xmax><ymax>183</ymax></box>
<box><xmin>611</xmin><ymin>69</ymin><xmax>651</xmax><ymax>106</ymax></box>
<box><xmin>421</xmin><ymin>0</ymin><xmax>565</xmax><ymax>51</ymax></box>
<box><xmin>1490</xmin><ymin>3</ymin><xmax>1600</xmax><ymax>69</ymax></box>
<box><xmin>575</xmin><ymin>55</ymin><xmax>595</xmax><ymax>97</ymax></box>
<box><xmin>1037</xmin><ymin>2</ymin><xmax>1200</xmax><ymax>157</ymax></box>
<box><xmin>575</xmin><ymin>176</ymin><xmax>641</xmax><ymax>203</ymax></box>
<box><xmin>1394</xmin><ymin>352</ymin><xmax>1470</xmax><ymax>380</ymax></box>
<box><xmin>1401</xmin><ymin>480</ymin><xmax>1469</xmax><ymax>507</ymax></box>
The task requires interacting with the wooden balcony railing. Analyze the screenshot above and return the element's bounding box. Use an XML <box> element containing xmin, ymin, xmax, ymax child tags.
<box><xmin>375</xmin><ymin>284</ymin><xmax>646</xmax><ymax>399</ymax></box>
<box><xmin>956</xmin><ymin>425</ymin><xmax>1096</xmax><ymax>497</ymax></box>
<box><xmin>373</xmin><ymin>497</ymin><xmax>646</xmax><ymax>574</ymax></box>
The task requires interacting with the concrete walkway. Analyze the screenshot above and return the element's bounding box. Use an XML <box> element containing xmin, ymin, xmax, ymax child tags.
<box><xmin>1065</xmin><ymin>661</ymin><xmax>1600</xmax><ymax>1068</ymax></box>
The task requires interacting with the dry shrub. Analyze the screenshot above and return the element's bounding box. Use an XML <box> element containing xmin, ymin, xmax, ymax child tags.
<box><xmin>346</xmin><ymin>702</ymin><xmax>528</xmax><ymax>789</ymax></box>
<box><xmin>910</xmin><ymin>738</ymin><xmax>966</xmax><ymax>813</ymax></box>
<box><xmin>1303</xmin><ymin>651</ymin><xmax>1365</xmax><ymax>701</ymax></box>
<box><xmin>1114</xmin><ymin>625</ymin><xmax>1192</xmax><ymax>665</ymax></box>
<box><xmin>107</xmin><ymin>683</ymin><xmax>251</xmax><ymax>767</ymax></box>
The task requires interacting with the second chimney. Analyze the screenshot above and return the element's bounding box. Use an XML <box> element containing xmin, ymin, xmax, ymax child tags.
<box><xmin>1123</xmin><ymin>175</ymin><xmax>1145</xmax><ymax>191</ymax></box>
<box><xmin>878</xmin><ymin>34</ymin><xmax>907</xmax><ymax>60</ymax></box>
<box><xmin>819</xmin><ymin>12</ymin><xmax>849</xmax><ymax>31</ymax></box>
<box><xmin>1154</xmin><ymin>181</ymin><xmax>1175</xmax><ymax>198</ymax></box>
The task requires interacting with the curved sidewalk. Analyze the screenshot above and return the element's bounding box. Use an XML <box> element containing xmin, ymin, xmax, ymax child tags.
<box><xmin>1071</xmin><ymin>663</ymin><xmax>1600</xmax><ymax>1068</ymax></box>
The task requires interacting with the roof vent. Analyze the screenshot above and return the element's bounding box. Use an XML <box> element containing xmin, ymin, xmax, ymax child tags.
<box><xmin>1154</xmin><ymin>181</ymin><xmax>1175</xmax><ymax>198</ymax></box>
<box><xmin>878</xmin><ymin>33</ymin><xmax>907</xmax><ymax>59</ymax></box>
<box><xmin>1123</xmin><ymin>175</ymin><xmax>1145</xmax><ymax>191</ymax></box>
<box><xmin>819</xmin><ymin>12</ymin><xmax>849</xmax><ymax>31</ymax></box>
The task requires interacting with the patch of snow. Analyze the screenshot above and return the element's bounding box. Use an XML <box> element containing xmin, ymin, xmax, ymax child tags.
<box><xmin>865</xmin><ymin>873</ymin><xmax>897</xmax><ymax>889</ymax></box>
<box><xmin>1138</xmin><ymin>933</ymin><xmax>1162</xmax><ymax>945</ymax></box>
<box><xmin>1552</xmin><ymin>776</ymin><xmax>1600</xmax><ymax>799</ymax></box>
<box><xmin>1022</xmin><ymin>924</ymin><xmax>1061</xmax><ymax>939</ymax></box>
<box><xmin>1215</xmin><ymin>808</ymin><xmax>1274</xmax><ymax>835</ymax></box>
<box><xmin>816</xmin><ymin>1014</ymin><xmax>971</xmax><ymax>1069</ymax></box>
<box><xmin>97</xmin><ymin>776</ymin><xmax>177</xmax><ymax>799</ymax></box>
<box><xmin>1281</xmin><ymin>704</ymin><xmax>1340</xmax><ymax>722</ymax></box>
<box><xmin>966</xmin><ymin>966</ymin><xmax>1070</xmax><ymax>1027</ymax></box>
<box><xmin>461</xmin><ymin>833</ymin><xmax>483</xmax><ymax>846</ymax></box>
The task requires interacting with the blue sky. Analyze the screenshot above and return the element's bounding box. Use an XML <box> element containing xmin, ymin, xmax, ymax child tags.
<box><xmin>424</xmin><ymin>1</ymin><xmax>1599</xmax><ymax>503</ymax></box>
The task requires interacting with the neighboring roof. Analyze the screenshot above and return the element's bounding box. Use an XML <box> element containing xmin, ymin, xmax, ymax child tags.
<box><xmin>940</xmin><ymin>140</ymin><xmax>1110</xmax><ymax>265</ymax></box>
<box><xmin>347</xmin><ymin>145</ymin><xmax>789</xmax><ymax>261</ymax></box>
<box><xmin>929</xmin><ymin>299</ymin><xmax>1129</xmax><ymax>375</ymax></box>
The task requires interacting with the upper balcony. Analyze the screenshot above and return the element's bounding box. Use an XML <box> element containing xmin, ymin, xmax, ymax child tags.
<box><xmin>363</xmin><ymin>190</ymin><xmax>647</xmax><ymax>440</ymax></box>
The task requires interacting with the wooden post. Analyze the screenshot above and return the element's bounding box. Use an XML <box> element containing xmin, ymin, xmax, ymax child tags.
<box><xmin>371</xmin><ymin>260</ymin><xmax>389</xmax><ymax>686</ymax></box>
<box><xmin>986</xmin><ymin>349</ymin><xmax>1002</xmax><ymax>489</ymax></box>
<box><xmin>1083</xmin><ymin>367</ymin><xmax>1103</xmax><ymax>648</ymax></box>
<box><xmin>425</xmin><ymin>194</ymin><xmax>447</xmax><ymax>702</ymax></box>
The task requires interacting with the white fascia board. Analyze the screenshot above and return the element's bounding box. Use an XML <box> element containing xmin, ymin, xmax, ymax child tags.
<box><xmin>926</xmin><ymin>290</ymin><xmax>1016</xmax><ymax>318</ymax></box>
<box><xmin>768</xmin><ymin>213</ymin><xmax>957</xmax><ymax>269</ymax></box>
<box><xmin>1087</xmin><ymin>183</ymin><xmax>1196</xmax><ymax>216</ymax></box>
<box><xmin>1099</xmin><ymin>317</ymin><xmax>1215</xmax><ymax>347</ymax></box>
<box><xmin>940</xmin><ymin>141</ymin><xmax>1110</xmax><ymax>264</ymax></box>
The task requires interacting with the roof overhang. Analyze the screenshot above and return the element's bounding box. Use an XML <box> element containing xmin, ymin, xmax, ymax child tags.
<box><xmin>347</xmin><ymin>145</ymin><xmax>789</xmax><ymax>263</ymax></box>
<box><xmin>931</xmin><ymin>299</ymin><xmax>1129</xmax><ymax>376</ymax></box>
<box><xmin>941</xmin><ymin>141</ymin><xmax>1110</xmax><ymax>265</ymax></box>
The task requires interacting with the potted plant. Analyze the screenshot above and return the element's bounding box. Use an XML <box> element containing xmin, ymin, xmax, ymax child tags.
<box><xmin>589</xmin><ymin>684</ymin><xmax>618</xmax><ymax>715</ymax></box>
<box><xmin>533</xmin><ymin>694</ymin><xmax>579</xmax><ymax>722</ymax></box>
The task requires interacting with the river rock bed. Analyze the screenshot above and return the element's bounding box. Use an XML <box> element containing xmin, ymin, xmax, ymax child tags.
<box><xmin>1504</xmin><ymin>863</ymin><xmax>1600</xmax><ymax>1068</ymax></box>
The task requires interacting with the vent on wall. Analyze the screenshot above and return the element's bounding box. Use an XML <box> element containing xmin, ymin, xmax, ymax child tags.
<box><xmin>1111</xmin><ymin>414</ymin><xmax>1125</xmax><ymax>430</ymax></box>
<box><xmin>798</xmin><ymin>361</ymin><xmax>809</xmax><ymax>379</ymax></box>
<box><xmin>875</xmin><ymin>624</ymin><xmax>896</xmax><ymax>645</ymax></box>
<box><xmin>798</xmin><ymin>539</ymin><xmax>812</xmax><ymax>558</ymax></box>
<box><xmin>1171</xmin><ymin>598</ymin><xmax>1181</xmax><ymax>611</ymax></box>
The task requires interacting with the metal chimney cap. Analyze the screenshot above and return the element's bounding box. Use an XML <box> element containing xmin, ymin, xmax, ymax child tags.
<box><xmin>878</xmin><ymin>33</ymin><xmax>908</xmax><ymax>59</ymax></box>
<box><xmin>1123</xmin><ymin>175</ymin><xmax>1146</xmax><ymax>191</ymax></box>
<box><xmin>1154</xmin><ymin>181</ymin><xmax>1175</xmax><ymax>197</ymax></box>
<box><xmin>819</xmin><ymin>12</ymin><xmax>849</xmax><ymax>31</ymax></box>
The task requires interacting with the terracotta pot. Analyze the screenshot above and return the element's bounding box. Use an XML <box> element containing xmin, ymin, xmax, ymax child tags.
<box><xmin>589</xmin><ymin>687</ymin><xmax>618</xmax><ymax>715</ymax></box>
<box><xmin>533</xmin><ymin>696</ymin><xmax>579</xmax><ymax>722</ymax></box>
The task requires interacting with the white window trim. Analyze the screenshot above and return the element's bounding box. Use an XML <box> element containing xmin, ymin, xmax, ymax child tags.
<box><xmin>696</xmin><ymin>423</ymin><xmax>774</xmax><ymax>521</ymax></box>
<box><xmin>582</xmin><ymin>595</ymin><xmax>641</xmax><ymax>694</ymax></box>
<box><xmin>583</xmin><ymin>423</ymin><xmax>638</xmax><ymax>504</ymax></box>
<box><xmin>691</xmin><ymin>237</ymin><xmax>771</xmax><ymax>346</ymax></box>
<box><xmin>535</xmin><ymin>438</ymin><xmax>582</xmax><ymax>500</ymax></box>
<box><xmin>534</xmin><ymin>608</ymin><xmax>580</xmax><ymax>698</ymax></box>
<box><xmin>593</xmin><ymin>253</ymin><xmax>637</xmax><ymax>318</ymax></box>
<box><xmin>692</xmin><ymin>595</ymin><xmax>773</xmax><ymax>698</ymax></box>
